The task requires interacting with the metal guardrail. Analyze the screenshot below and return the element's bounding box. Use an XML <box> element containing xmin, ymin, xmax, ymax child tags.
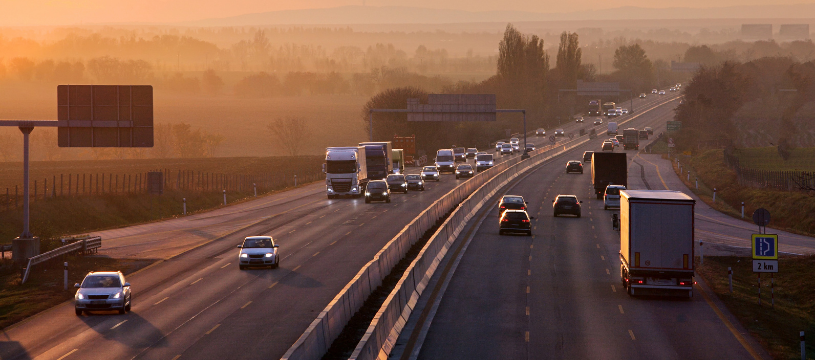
<box><xmin>21</xmin><ymin>236</ymin><xmax>102</xmax><ymax>284</ymax></box>
<box><xmin>282</xmin><ymin>97</ymin><xmax>680</xmax><ymax>360</ymax></box>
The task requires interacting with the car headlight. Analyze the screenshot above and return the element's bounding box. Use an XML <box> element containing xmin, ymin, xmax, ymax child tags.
<box><xmin>382</xmin><ymin>192</ymin><xmax>387</xmax><ymax>195</ymax></box>
<box><xmin>240</xmin><ymin>253</ymin><xmax>248</xmax><ymax>258</ymax></box>
<box><xmin>265</xmin><ymin>253</ymin><xmax>274</xmax><ymax>258</ymax></box>
<box><xmin>76</xmin><ymin>293</ymin><xmax>84</xmax><ymax>300</ymax></box>
<box><xmin>113</xmin><ymin>292</ymin><xmax>122</xmax><ymax>299</ymax></box>
<box><xmin>401</xmin><ymin>184</ymin><xmax>406</xmax><ymax>187</ymax></box>
<box><xmin>469</xmin><ymin>171</ymin><xmax>473</xmax><ymax>174</ymax></box>
<box><xmin>366</xmin><ymin>191</ymin><xmax>370</xmax><ymax>196</ymax></box>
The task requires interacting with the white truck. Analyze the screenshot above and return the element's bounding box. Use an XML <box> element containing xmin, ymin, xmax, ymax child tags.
<box><xmin>619</xmin><ymin>190</ymin><xmax>696</xmax><ymax>297</ymax></box>
<box><xmin>392</xmin><ymin>149</ymin><xmax>405</xmax><ymax>174</ymax></box>
<box><xmin>323</xmin><ymin>146</ymin><xmax>368</xmax><ymax>199</ymax></box>
<box><xmin>607</xmin><ymin>121</ymin><xmax>618</xmax><ymax>136</ymax></box>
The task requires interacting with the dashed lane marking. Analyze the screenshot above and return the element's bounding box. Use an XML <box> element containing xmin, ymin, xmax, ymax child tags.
<box><xmin>596</xmin><ymin>244</ymin><xmax>600</xmax><ymax>248</ymax></box>
<box><xmin>205</xmin><ymin>324</ymin><xmax>221</xmax><ymax>334</ymax></box>
<box><xmin>292</xmin><ymin>265</ymin><xmax>301</xmax><ymax>271</ymax></box>
<box><xmin>111</xmin><ymin>320</ymin><xmax>128</xmax><ymax>330</ymax></box>
<box><xmin>268</xmin><ymin>281</ymin><xmax>279</xmax><ymax>289</ymax></box>
<box><xmin>220</xmin><ymin>263</ymin><xmax>231</xmax><ymax>269</ymax></box>
<box><xmin>56</xmin><ymin>349</ymin><xmax>78</xmax><ymax>360</ymax></box>
<box><xmin>619</xmin><ymin>305</ymin><xmax>624</xmax><ymax>314</ymax></box>
<box><xmin>528</xmin><ymin>270</ymin><xmax>531</xmax><ymax>276</ymax></box>
<box><xmin>241</xmin><ymin>301</ymin><xmax>252</xmax><ymax>309</ymax></box>
<box><xmin>288</xmin><ymin>230</ymin><xmax>296</xmax><ymax>234</ymax></box>
<box><xmin>345</xmin><ymin>231</ymin><xmax>352</xmax><ymax>236</ymax></box>
<box><xmin>312</xmin><ymin>251</ymin><xmax>321</xmax><ymax>257</ymax></box>
<box><xmin>525</xmin><ymin>331</ymin><xmax>530</xmax><ymax>342</ymax></box>
<box><xmin>319</xmin><ymin>215</ymin><xmax>326</xmax><ymax>218</ymax></box>
<box><xmin>606</xmin><ymin>268</ymin><xmax>610</xmax><ymax>275</ymax></box>
<box><xmin>172</xmin><ymin>356</ymin><xmax>181</xmax><ymax>360</ymax></box>
<box><xmin>611</xmin><ymin>285</ymin><xmax>617</xmax><ymax>293</ymax></box>
<box><xmin>305</xmin><ymin>221</ymin><xmax>312</xmax><ymax>225</ymax></box>
<box><xmin>526</xmin><ymin>307</ymin><xmax>530</xmax><ymax>315</ymax></box>
<box><xmin>526</xmin><ymin>286</ymin><xmax>530</xmax><ymax>293</ymax></box>
<box><xmin>629</xmin><ymin>330</ymin><xmax>636</xmax><ymax>340</ymax></box>
<box><xmin>190</xmin><ymin>278</ymin><xmax>203</xmax><ymax>285</ymax></box>
<box><xmin>601</xmin><ymin>255</ymin><xmax>605</xmax><ymax>261</ymax></box>
<box><xmin>329</xmin><ymin>240</ymin><xmax>337</xmax><ymax>246</ymax></box>
<box><xmin>154</xmin><ymin>297</ymin><xmax>169</xmax><ymax>305</ymax></box>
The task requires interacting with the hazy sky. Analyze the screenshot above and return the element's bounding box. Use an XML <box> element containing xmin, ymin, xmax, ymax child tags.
<box><xmin>0</xmin><ymin>0</ymin><xmax>812</xmax><ymax>26</ymax></box>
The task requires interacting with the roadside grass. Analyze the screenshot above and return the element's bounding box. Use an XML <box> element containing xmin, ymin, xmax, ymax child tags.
<box><xmin>651</xmin><ymin>143</ymin><xmax>814</xmax><ymax>236</ymax></box>
<box><xmin>0</xmin><ymin>256</ymin><xmax>155</xmax><ymax>330</ymax></box>
<box><xmin>697</xmin><ymin>255</ymin><xmax>814</xmax><ymax>360</ymax></box>
<box><xmin>732</xmin><ymin>147</ymin><xmax>815</xmax><ymax>171</ymax></box>
<box><xmin>0</xmin><ymin>156</ymin><xmax>324</xmax><ymax>243</ymax></box>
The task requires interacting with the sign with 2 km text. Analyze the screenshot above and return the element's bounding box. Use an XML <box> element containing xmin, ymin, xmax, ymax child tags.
<box><xmin>751</xmin><ymin>234</ymin><xmax>778</xmax><ymax>260</ymax></box>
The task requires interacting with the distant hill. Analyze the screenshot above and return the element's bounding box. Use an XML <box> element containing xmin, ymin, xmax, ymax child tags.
<box><xmin>184</xmin><ymin>4</ymin><xmax>815</xmax><ymax>26</ymax></box>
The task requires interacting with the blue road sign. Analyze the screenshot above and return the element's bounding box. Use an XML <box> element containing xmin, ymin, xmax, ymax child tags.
<box><xmin>751</xmin><ymin>234</ymin><xmax>778</xmax><ymax>260</ymax></box>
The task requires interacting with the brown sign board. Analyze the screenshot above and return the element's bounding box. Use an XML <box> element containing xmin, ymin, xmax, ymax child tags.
<box><xmin>407</xmin><ymin>94</ymin><xmax>496</xmax><ymax>121</ymax></box>
<box><xmin>576</xmin><ymin>81</ymin><xmax>620</xmax><ymax>96</ymax></box>
<box><xmin>57</xmin><ymin>85</ymin><xmax>153</xmax><ymax>147</ymax></box>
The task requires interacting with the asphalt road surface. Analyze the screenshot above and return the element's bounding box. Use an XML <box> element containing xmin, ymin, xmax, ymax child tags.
<box><xmin>410</xmin><ymin>96</ymin><xmax>775</xmax><ymax>360</ymax></box>
<box><xmin>0</xmin><ymin>95</ymin><xmax>674</xmax><ymax>360</ymax></box>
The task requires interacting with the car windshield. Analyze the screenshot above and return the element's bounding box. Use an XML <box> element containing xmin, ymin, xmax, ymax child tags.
<box><xmin>510</xmin><ymin>138</ymin><xmax>519</xmax><ymax>142</ymax></box>
<box><xmin>386</xmin><ymin>175</ymin><xmax>405</xmax><ymax>181</ymax></box>
<box><xmin>502</xmin><ymin>144</ymin><xmax>511</xmax><ymax>148</ymax></box>
<box><xmin>504</xmin><ymin>212</ymin><xmax>529</xmax><ymax>220</ymax></box>
<box><xmin>423</xmin><ymin>167</ymin><xmax>436</xmax><ymax>172</ymax></box>
<box><xmin>503</xmin><ymin>196</ymin><xmax>524</xmax><ymax>204</ymax></box>
<box><xmin>569</xmin><ymin>161</ymin><xmax>580</xmax><ymax>165</ymax></box>
<box><xmin>326</xmin><ymin>160</ymin><xmax>356</xmax><ymax>174</ymax></box>
<box><xmin>458</xmin><ymin>165</ymin><xmax>472</xmax><ymax>170</ymax></box>
<box><xmin>606</xmin><ymin>187</ymin><xmax>624</xmax><ymax>195</ymax></box>
<box><xmin>477</xmin><ymin>154</ymin><xmax>493</xmax><ymax>161</ymax></box>
<box><xmin>367</xmin><ymin>182</ymin><xmax>386</xmax><ymax>190</ymax></box>
<box><xmin>82</xmin><ymin>275</ymin><xmax>121</xmax><ymax>288</ymax></box>
<box><xmin>454</xmin><ymin>147</ymin><xmax>465</xmax><ymax>153</ymax></box>
<box><xmin>406</xmin><ymin>175</ymin><xmax>421</xmax><ymax>180</ymax></box>
<box><xmin>467</xmin><ymin>148</ymin><xmax>477</xmax><ymax>153</ymax></box>
<box><xmin>436</xmin><ymin>155</ymin><xmax>454</xmax><ymax>162</ymax></box>
<box><xmin>243</xmin><ymin>238</ymin><xmax>273</xmax><ymax>248</ymax></box>
<box><xmin>556</xmin><ymin>197</ymin><xmax>577</xmax><ymax>204</ymax></box>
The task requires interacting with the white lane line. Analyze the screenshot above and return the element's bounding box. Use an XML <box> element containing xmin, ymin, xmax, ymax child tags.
<box><xmin>312</xmin><ymin>251</ymin><xmax>321</xmax><ymax>257</ymax></box>
<box><xmin>606</xmin><ymin>268</ymin><xmax>610</xmax><ymax>275</ymax></box>
<box><xmin>292</xmin><ymin>265</ymin><xmax>301</xmax><ymax>271</ymax></box>
<box><xmin>629</xmin><ymin>329</ymin><xmax>636</xmax><ymax>340</ymax></box>
<box><xmin>289</xmin><ymin>230</ymin><xmax>296</xmax><ymax>234</ymax></box>
<box><xmin>619</xmin><ymin>305</ymin><xmax>624</xmax><ymax>314</ymax></box>
<box><xmin>220</xmin><ymin>263</ymin><xmax>231</xmax><ymax>269</ymax></box>
<box><xmin>611</xmin><ymin>285</ymin><xmax>617</xmax><ymax>292</ymax></box>
<box><xmin>305</xmin><ymin>221</ymin><xmax>312</xmax><ymax>225</ymax></box>
<box><xmin>110</xmin><ymin>320</ymin><xmax>128</xmax><ymax>330</ymax></box>
<box><xmin>601</xmin><ymin>255</ymin><xmax>605</xmax><ymax>261</ymax></box>
<box><xmin>241</xmin><ymin>301</ymin><xmax>252</xmax><ymax>309</ymax></box>
<box><xmin>268</xmin><ymin>281</ymin><xmax>279</xmax><ymax>289</ymax></box>
<box><xmin>154</xmin><ymin>297</ymin><xmax>169</xmax><ymax>305</ymax></box>
<box><xmin>190</xmin><ymin>278</ymin><xmax>203</xmax><ymax>285</ymax></box>
<box><xmin>56</xmin><ymin>349</ymin><xmax>78</xmax><ymax>360</ymax></box>
<box><xmin>205</xmin><ymin>324</ymin><xmax>221</xmax><ymax>335</ymax></box>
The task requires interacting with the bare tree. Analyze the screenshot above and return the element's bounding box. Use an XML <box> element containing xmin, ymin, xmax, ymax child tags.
<box><xmin>266</xmin><ymin>117</ymin><xmax>311</xmax><ymax>156</ymax></box>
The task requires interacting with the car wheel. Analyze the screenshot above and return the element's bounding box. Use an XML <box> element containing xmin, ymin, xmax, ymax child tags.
<box><xmin>553</xmin><ymin>212</ymin><xmax>558</xmax><ymax>217</ymax></box>
<box><xmin>577</xmin><ymin>213</ymin><xmax>582</xmax><ymax>218</ymax></box>
<box><xmin>75</xmin><ymin>308</ymin><xmax>82</xmax><ymax>316</ymax></box>
<box><xmin>404</xmin><ymin>189</ymin><xmax>408</xmax><ymax>194</ymax></box>
<box><xmin>526</xmin><ymin>231</ymin><xmax>532</xmax><ymax>236</ymax></box>
<box><xmin>498</xmin><ymin>230</ymin><xmax>504</xmax><ymax>235</ymax></box>
<box><xmin>118</xmin><ymin>308</ymin><xmax>126</xmax><ymax>315</ymax></box>
<box><xmin>274</xmin><ymin>259</ymin><xmax>280</xmax><ymax>269</ymax></box>
<box><xmin>421</xmin><ymin>186</ymin><xmax>425</xmax><ymax>191</ymax></box>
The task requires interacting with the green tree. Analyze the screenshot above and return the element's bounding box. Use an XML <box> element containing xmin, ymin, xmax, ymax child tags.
<box><xmin>612</xmin><ymin>43</ymin><xmax>655</xmax><ymax>92</ymax></box>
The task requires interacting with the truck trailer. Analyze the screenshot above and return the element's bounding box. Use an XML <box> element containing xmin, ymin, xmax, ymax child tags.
<box><xmin>591</xmin><ymin>152</ymin><xmax>627</xmax><ymax>199</ymax></box>
<box><xmin>391</xmin><ymin>149</ymin><xmax>405</xmax><ymax>174</ymax></box>
<box><xmin>358</xmin><ymin>142</ymin><xmax>393</xmax><ymax>180</ymax></box>
<box><xmin>324</xmin><ymin>146</ymin><xmax>368</xmax><ymax>199</ymax></box>
<box><xmin>622</xmin><ymin>128</ymin><xmax>639</xmax><ymax>150</ymax></box>
<box><xmin>619</xmin><ymin>190</ymin><xmax>696</xmax><ymax>297</ymax></box>
<box><xmin>588</xmin><ymin>99</ymin><xmax>602</xmax><ymax>116</ymax></box>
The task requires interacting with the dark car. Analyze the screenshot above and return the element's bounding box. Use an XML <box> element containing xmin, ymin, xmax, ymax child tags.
<box><xmin>525</xmin><ymin>143</ymin><xmax>535</xmax><ymax>152</ymax></box>
<box><xmin>639</xmin><ymin>130</ymin><xmax>649</xmax><ymax>140</ymax></box>
<box><xmin>644</xmin><ymin>127</ymin><xmax>653</xmax><ymax>135</ymax></box>
<box><xmin>386</xmin><ymin>174</ymin><xmax>408</xmax><ymax>193</ymax></box>
<box><xmin>583</xmin><ymin>151</ymin><xmax>593</xmax><ymax>162</ymax></box>
<box><xmin>566</xmin><ymin>161</ymin><xmax>583</xmax><ymax>174</ymax></box>
<box><xmin>405</xmin><ymin>174</ymin><xmax>424</xmax><ymax>191</ymax></box>
<box><xmin>615</xmin><ymin>135</ymin><xmax>624</xmax><ymax>144</ymax></box>
<box><xmin>466</xmin><ymin>148</ymin><xmax>478</xmax><ymax>159</ymax></box>
<box><xmin>553</xmin><ymin>195</ymin><xmax>582</xmax><ymax>217</ymax></box>
<box><xmin>498</xmin><ymin>195</ymin><xmax>527</xmax><ymax>217</ymax></box>
<box><xmin>365</xmin><ymin>180</ymin><xmax>390</xmax><ymax>203</ymax></box>
<box><xmin>602</xmin><ymin>141</ymin><xmax>614</xmax><ymax>151</ymax></box>
<box><xmin>453</xmin><ymin>147</ymin><xmax>467</xmax><ymax>162</ymax></box>
<box><xmin>455</xmin><ymin>164</ymin><xmax>474</xmax><ymax>179</ymax></box>
<box><xmin>499</xmin><ymin>210</ymin><xmax>532</xmax><ymax>236</ymax></box>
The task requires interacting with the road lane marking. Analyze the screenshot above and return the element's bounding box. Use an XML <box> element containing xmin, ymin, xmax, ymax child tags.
<box><xmin>220</xmin><ymin>263</ymin><xmax>231</xmax><ymax>269</ymax></box>
<box><xmin>628</xmin><ymin>330</ymin><xmax>636</xmax><ymax>340</ymax></box>
<box><xmin>241</xmin><ymin>301</ymin><xmax>252</xmax><ymax>309</ymax></box>
<box><xmin>305</xmin><ymin>221</ymin><xmax>312</xmax><ymax>225</ymax></box>
<box><xmin>319</xmin><ymin>215</ymin><xmax>326</xmax><ymax>218</ymax></box>
<box><xmin>606</xmin><ymin>268</ymin><xmax>610</xmax><ymax>274</ymax></box>
<box><xmin>154</xmin><ymin>297</ymin><xmax>169</xmax><ymax>305</ymax></box>
<box><xmin>359</xmin><ymin>223</ymin><xmax>364</xmax><ymax>227</ymax></box>
<box><xmin>596</xmin><ymin>244</ymin><xmax>600</xmax><ymax>248</ymax></box>
<box><xmin>312</xmin><ymin>251</ymin><xmax>321</xmax><ymax>257</ymax></box>
<box><xmin>526</xmin><ymin>307</ymin><xmax>530</xmax><ymax>316</ymax></box>
<box><xmin>695</xmin><ymin>283</ymin><xmax>764</xmax><ymax>360</ymax></box>
<box><xmin>172</xmin><ymin>356</ymin><xmax>181</xmax><ymax>360</ymax></box>
<box><xmin>528</xmin><ymin>270</ymin><xmax>531</xmax><ymax>276</ymax></box>
<box><xmin>529</xmin><ymin>256</ymin><xmax>532</xmax><ymax>261</ymax></box>
<box><xmin>636</xmin><ymin>154</ymin><xmax>669</xmax><ymax>190</ymax></box>
<box><xmin>329</xmin><ymin>240</ymin><xmax>337</xmax><ymax>246</ymax></box>
<box><xmin>269</xmin><ymin>281</ymin><xmax>279</xmax><ymax>289</ymax></box>
<box><xmin>292</xmin><ymin>265</ymin><xmax>301</xmax><ymax>271</ymax></box>
<box><xmin>601</xmin><ymin>255</ymin><xmax>605</xmax><ymax>260</ymax></box>
<box><xmin>289</xmin><ymin>230</ymin><xmax>296</xmax><ymax>234</ymax></box>
<box><xmin>619</xmin><ymin>305</ymin><xmax>624</xmax><ymax>314</ymax></box>
<box><xmin>56</xmin><ymin>349</ymin><xmax>78</xmax><ymax>360</ymax></box>
<box><xmin>335</xmin><ymin>209</ymin><xmax>340</xmax><ymax>212</ymax></box>
<box><xmin>526</xmin><ymin>286</ymin><xmax>530</xmax><ymax>293</ymax></box>
<box><xmin>525</xmin><ymin>331</ymin><xmax>530</xmax><ymax>342</ymax></box>
<box><xmin>190</xmin><ymin>278</ymin><xmax>203</xmax><ymax>285</ymax></box>
<box><xmin>345</xmin><ymin>231</ymin><xmax>351</xmax><ymax>236</ymax></box>
<box><xmin>611</xmin><ymin>285</ymin><xmax>617</xmax><ymax>292</ymax></box>
<box><xmin>111</xmin><ymin>320</ymin><xmax>128</xmax><ymax>329</ymax></box>
<box><xmin>205</xmin><ymin>324</ymin><xmax>221</xmax><ymax>334</ymax></box>
<box><xmin>591</xmin><ymin>225</ymin><xmax>595</xmax><ymax>229</ymax></box>
<box><xmin>530</xmin><ymin>244</ymin><xmax>533</xmax><ymax>249</ymax></box>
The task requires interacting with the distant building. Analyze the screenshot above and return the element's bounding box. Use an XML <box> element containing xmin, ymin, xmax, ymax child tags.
<box><xmin>779</xmin><ymin>24</ymin><xmax>810</xmax><ymax>39</ymax></box>
<box><xmin>741</xmin><ymin>24</ymin><xmax>773</xmax><ymax>40</ymax></box>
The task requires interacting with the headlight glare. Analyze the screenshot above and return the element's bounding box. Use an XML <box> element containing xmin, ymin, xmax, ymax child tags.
<box><xmin>113</xmin><ymin>292</ymin><xmax>121</xmax><ymax>299</ymax></box>
<box><xmin>265</xmin><ymin>253</ymin><xmax>274</xmax><ymax>257</ymax></box>
<box><xmin>76</xmin><ymin>293</ymin><xmax>84</xmax><ymax>300</ymax></box>
<box><xmin>240</xmin><ymin>253</ymin><xmax>248</xmax><ymax>258</ymax></box>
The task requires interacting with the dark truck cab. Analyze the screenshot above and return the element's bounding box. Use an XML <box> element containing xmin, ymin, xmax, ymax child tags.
<box><xmin>591</xmin><ymin>152</ymin><xmax>627</xmax><ymax>199</ymax></box>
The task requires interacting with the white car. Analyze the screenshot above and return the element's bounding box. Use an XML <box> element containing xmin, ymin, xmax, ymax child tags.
<box><xmin>476</xmin><ymin>153</ymin><xmax>494</xmax><ymax>171</ymax></box>
<box><xmin>496</xmin><ymin>142</ymin><xmax>504</xmax><ymax>151</ymax></box>
<box><xmin>652</xmin><ymin>89</ymin><xmax>658</xmax><ymax>94</ymax></box>
<box><xmin>594</xmin><ymin>118</ymin><xmax>603</xmax><ymax>125</ymax></box>
<box><xmin>615</xmin><ymin>108</ymin><xmax>623</xmax><ymax>116</ymax></box>
<box><xmin>237</xmin><ymin>236</ymin><xmax>280</xmax><ymax>270</ymax></box>
<box><xmin>421</xmin><ymin>166</ymin><xmax>440</xmax><ymax>181</ymax></box>
<box><xmin>74</xmin><ymin>271</ymin><xmax>132</xmax><ymax>315</ymax></box>
<box><xmin>622</xmin><ymin>108</ymin><xmax>629</xmax><ymax>115</ymax></box>
<box><xmin>659</xmin><ymin>90</ymin><xmax>666</xmax><ymax>95</ymax></box>
<box><xmin>501</xmin><ymin>143</ymin><xmax>513</xmax><ymax>155</ymax></box>
<box><xmin>604</xmin><ymin>185</ymin><xmax>627</xmax><ymax>210</ymax></box>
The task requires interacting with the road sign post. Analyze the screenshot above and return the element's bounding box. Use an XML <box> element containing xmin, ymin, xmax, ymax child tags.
<box><xmin>752</xmin><ymin>233</ymin><xmax>778</xmax><ymax>306</ymax></box>
<box><xmin>753</xmin><ymin>208</ymin><xmax>771</xmax><ymax>234</ymax></box>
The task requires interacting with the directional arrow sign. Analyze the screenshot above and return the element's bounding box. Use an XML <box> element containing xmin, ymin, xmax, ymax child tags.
<box><xmin>751</xmin><ymin>234</ymin><xmax>778</xmax><ymax>260</ymax></box>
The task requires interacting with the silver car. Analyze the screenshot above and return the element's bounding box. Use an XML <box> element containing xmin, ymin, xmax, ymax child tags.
<box><xmin>74</xmin><ymin>271</ymin><xmax>131</xmax><ymax>315</ymax></box>
<box><xmin>501</xmin><ymin>143</ymin><xmax>513</xmax><ymax>155</ymax></box>
<box><xmin>237</xmin><ymin>236</ymin><xmax>280</xmax><ymax>270</ymax></box>
<box><xmin>495</xmin><ymin>142</ymin><xmax>504</xmax><ymax>151</ymax></box>
<box><xmin>421</xmin><ymin>166</ymin><xmax>440</xmax><ymax>181</ymax></box>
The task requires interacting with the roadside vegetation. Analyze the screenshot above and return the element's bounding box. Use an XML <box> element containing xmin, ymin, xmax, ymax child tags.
<box><xmin>697</xmin><ymin>255</ymin><xmax>814</xmax><ymax>360</ymax></box>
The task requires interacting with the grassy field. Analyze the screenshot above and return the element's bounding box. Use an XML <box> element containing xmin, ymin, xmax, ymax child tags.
<box><xmin>697</xmin><ymin>255</ymin><xmax>814</xmax><ymax>360</ymax></box>
<box><xmin>732</xmin><ymin>147</ymin><xmax>815</xmax><ymax>171</ymax></box>
<box><xmin>0</xmin><ymin>82</ymin><xmax>369</xmax><ymax>158</ymax></box>
<box><xmin>0</xmin><ymin>255</ymin><xmax>154</xmax><ymax>330</ymax></box>
<box><xmin>0</xmin><ymin>156</ymin><xmax>324</xmax><ymax>243</ymax></box>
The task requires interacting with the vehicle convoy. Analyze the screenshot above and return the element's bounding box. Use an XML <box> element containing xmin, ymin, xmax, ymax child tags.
<box><xmin>358</xmin><ymin>142</ymin><xmax>393</xmax><ymax>180</ymax></box>
<box><xmin>435</xmin><ymin>149</ymin><xmax>456</xmax><ymax>173</ymax></box>
<box><xmin>365</xmin><ymin>180</ymin><xmax>390</xmax><ymax>203</ymax></box>
<box><xmin>391</xmin><ymin>149</ymin><xmax>405</xmax><ymax>174</ymax></box>
<box><xmin>591</xmin><ymin>152</ymin><xmax>628</xmax><ymax>199</ymax></box>
<box><xmin>622</xmin><ymin>128</ymin><xmax>640</xmax><ymax>150</ymax></box>
<box><xmin>324</xmin><ymin>146</ymin><xmax>368</xmax><ymax>199</ymax></box>
<box><xmin>619</xmin><ymin>190</ymin><xmax>696</xmax><ymax>297</ymax></box>
<box><xmin>237</xmin><ymin>236</ymin><xmax>280</xmax><ymax>270</ymax></box>
<box><xmin>588</xmin><ymin>99</ymin><xmax>602</xmax><ymax>116</ymax></box>
<box><xmin>607</xmin><ymin>121</ymin><xmax>618</xmax><ymax>135</ymax></box>
<box><xmin>476</xmin><ymin>153</ymin><xmax>494</xmax><ymax>171</ymax></box>
<box><xmin>74</xmin><ymin>271</ymin><xmax>132</xmax><ymax>315</ymax></box>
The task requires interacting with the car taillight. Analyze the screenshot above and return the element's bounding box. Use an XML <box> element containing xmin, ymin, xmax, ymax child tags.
<box><xmin>637</xmin><ymin>280</ymin><xmax>643</xmax><ymax>284</ymax></box>
<box><xmin>501</xmin><ymin>219</ymin><xmax>509</xmax><ymax>222</ymax></box>
<box><xmin>500</xmin><ymin>205</ymin><xmax>505</xmax><ymax>209</ymax></box>
<box><xmin>522</xmin><ymin>219</ymin><xmax>529</xmax><ymax>223</ymax></box>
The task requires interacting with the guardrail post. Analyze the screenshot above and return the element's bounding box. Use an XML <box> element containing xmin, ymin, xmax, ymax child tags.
<box><xmin>800</xmin><ymin>331</ymin><xmax>806</xmax><ymax>360</ymax></box>
<box><xmin>728</xmin><ymin>267</ymin><xmax>733</xmax><ymax>293</ymax></box>
<box><xmin>699</xmin><ymin>240</ymin><xmax>703</xmax><ymax>266</ymax></box>
<box><xmin>64</xmin><ymin>262</ymin><xmax>68</xmax><ymax>290</ymax></box>
<box><xmin>741</xmin><ymin>202</ymin><xmax>745</xmax><ymax>218</ymax></box>
<box><xmin>223</xmin><ymin>190</ymin><xmax>227</xmax><ymax>205</ymax></box>
<box><xmin>294</xmin><ymin>174</ymin><xmax>297</xmax><ymax>187</ymax></box>
<box><xmin>712</xmin><ymin>188</ymin><xmax>716</xmax><ymax>202</ymax></box>
<box><xmin>687</xmin><ymin>171</ymin><xmax>690</xmax><ymax>181</ymax></box>
<box><xmin>183</xmin><ymin>198</ymin><xmax>187</xmax><ymax>215</ymax></box>
<box><xmin>696</xmin><ymin>178</ymin><xmax>698</xmax><ymax>189</ymax></box>
<box><xmin>254</xmin><ymin>183</ymin><xmax>257</xmax><ymax>197</ymax></box>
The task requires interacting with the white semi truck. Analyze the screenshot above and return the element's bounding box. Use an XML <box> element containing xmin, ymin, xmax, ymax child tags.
<box><xmin>619</xmin><ymin>190</ymin><xmax>696</xmax><ymax>297</ymax></box>
<box><xmin>324</xmin><ymin>146</ymin><xmax>368</xmax><ymax>199</ymax></box>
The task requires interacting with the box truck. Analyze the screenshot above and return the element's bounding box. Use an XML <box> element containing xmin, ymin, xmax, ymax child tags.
<box><xmin>358</xmin><ymin>142</ymin><xmax>393</xmax><ymax>180</ymax></box>
<box><xmin>324</xmin><ymin>146</ymin><xmax>368</xmax><ymax>199</ymax></box>
<box><xmin>391</xmin><ymin>149</ymin><xmax>405</xmax><ymax>174</ymax></box>
<box><xmin>591</xmin><ymin>152</ymin><xmax>627</xmax><ymax>199</ymax></box>
<box><xmin>622</xmin><ymin>128</ymin><xmax>639</xmax><ymax>150</ymax></box>
<box><xmin>619</xmin><ymin>190</ymin><xmax>696</xmax><ymax>297</ymax></box>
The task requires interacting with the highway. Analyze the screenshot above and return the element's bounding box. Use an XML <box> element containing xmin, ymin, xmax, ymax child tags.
<box><xmin>400</xmin><ymin>96</ymin><xmax>777</xmax><ymax>360</ymax></box>
<box><xmin>0</xmin><ymin>95</ymin><xmax>675</xmax><ymax>360</ymax></box>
